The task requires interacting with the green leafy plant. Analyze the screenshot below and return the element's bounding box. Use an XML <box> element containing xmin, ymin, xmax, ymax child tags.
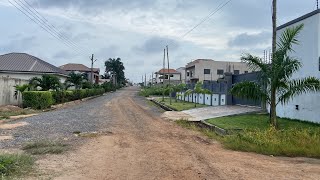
<box><xmin>29</xmin><ymin>75</ymin><xmax>62</xmax><ymax>91</ymax></box>
<box><xmin>230</xmin><ymin>24</ymin><xmax>320</xmax><ymax>127</ymax></box>
<box><xmin>65</xmin><ymin>72</ymin><xmax>87</xmax><ymax>89</ymax></box>
<box><xmin>0</xmin><ymin>153</ymin><xmax>34</xmax><ymax>178</ymax></box>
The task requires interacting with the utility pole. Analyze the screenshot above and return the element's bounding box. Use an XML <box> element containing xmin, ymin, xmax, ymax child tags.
<box><xmin>90</xmin><ymin>54</ymin><xmax>97</xmax><ymax>84</ymax></box>
<box><xmin>162</xmin><ymin>48</ymin><xmax>166</xmax><ymax>101</ymax></box>
<box><xmin>166</xmin><ymin>45</ymin><xmax>172</xmax><ymax>105</ymax></box>
<box><xmin>145</xmin><ymin>74</ymin><xmax>147</xmax><ymax>87</ymax></box>
<box><xmin>151</xmin><ymin>72</ymin><xmax>154</xmax><ymax>86</ymax></box>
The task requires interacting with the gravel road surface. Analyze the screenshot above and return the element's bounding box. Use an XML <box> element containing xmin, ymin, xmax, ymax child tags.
<box><xmin>1</xmin><ymin>87</ymin><xmax>320</xmax><ymax>180</ymax></box>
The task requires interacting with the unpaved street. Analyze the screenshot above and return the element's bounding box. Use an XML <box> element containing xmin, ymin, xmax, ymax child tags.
<box><xmin>29</xmin><ymin>87</ymin><xmax>320</xmax><ymax>179</ymax></box>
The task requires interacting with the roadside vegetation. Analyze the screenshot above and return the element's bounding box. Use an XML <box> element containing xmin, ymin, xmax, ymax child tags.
<box><xmin>22</xmin><ymin>141</ymin><xmax>68</xmax><ymax>155</ymax></box>
<box><xmin>0</xmin><ymin>109</ymin><xmax>38</xmax><ymax>120</ymax></box>
<box><xmin>0</xmin><ymin>153</ymin><xmax>34</xmax><ymax>178</ymax></box>
<box><xmin>177</xmin><ymin>114</ymin><xmax>320</xmax><ymax>158</ymax></box>
<box><xmin>158</xmin><ymin>98</ymin><xmax>207</xmax><ymax>111</ymax></box>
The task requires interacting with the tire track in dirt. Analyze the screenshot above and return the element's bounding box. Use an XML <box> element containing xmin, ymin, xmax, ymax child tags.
<box><xmin>31</xmin><ymin>87</ymin><xmax>320</xmax><ymax>180</ymax></box>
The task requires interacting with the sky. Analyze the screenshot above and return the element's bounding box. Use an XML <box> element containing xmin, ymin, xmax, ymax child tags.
<box><xmin>0</xmin><ymin>0</ymin><xmax>318</xmax><ymax>83</ymax></box>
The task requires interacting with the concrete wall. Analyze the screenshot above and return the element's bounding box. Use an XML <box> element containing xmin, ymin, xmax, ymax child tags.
<box><xmin>178</xmin><ymin>92</ymin><xmax>225</xmax><ymax>107</ymax></box>
<box><xmin>276</xmin><ymin>12</ymin><xmax>320</xmax><ymax>123</ymax></box>
<box><xmin>0</xmin><ymin>72</ymin><xmax>67</xmax><ymax>106</ymax></box>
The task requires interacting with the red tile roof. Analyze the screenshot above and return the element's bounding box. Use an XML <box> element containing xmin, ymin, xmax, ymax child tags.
<box><xmin>157</xmin><ymin>68</ymin><xmax>180</xmax><ymax>74</ymax></box>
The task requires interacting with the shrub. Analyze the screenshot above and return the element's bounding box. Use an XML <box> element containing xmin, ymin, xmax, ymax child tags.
<box><xmin>23</xmin><ymin>141</ymin><xmax>68</xmax><ymax>155</ymax></box>
<box><xmin>51</xmin><ymin>89</ymin><xmax>105</xmax><ymax>104</ymax></box>
<box><xmin>0</xmin><ymin>153</ymin><xmax>34</xmax><ymax>177</ymax></box>
<box><xmin>139</xmin><ymin>86</ymin><xmax>169</xmax><ymax>97</ymax></box>
<box><xmin>22</xmin><ymin>91</ymin><xmax>54</xmax><ymax>109</ymax></box>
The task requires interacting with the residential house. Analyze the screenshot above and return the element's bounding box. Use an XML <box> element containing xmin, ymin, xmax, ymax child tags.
<box><xmin>185</xmin><ymin>59</ymin><xmax>251</xmax><ymax>83</ymax></box>
<box><xmin>59</xmin><ymin>63</ymin><xmax>100</xmax><ymax>84</ymax></box>
<box><xmin>176</xmin><ymin>67</ymin><xmax>186</xmax><ymax>83</ymax></box>
<box><xmin>275</xmin><ymin>9</ymin><xmax>320</xmax><ymax>123</ymax></box>
<box><xmin>0</xmin><ymin>53</ymin><xmax>68</xmax><ymax>106</ymax></box>
<box><xmin>154</xmin><ymin>68</ymin><xmax>181</xmax><ymax>85</ymax></box>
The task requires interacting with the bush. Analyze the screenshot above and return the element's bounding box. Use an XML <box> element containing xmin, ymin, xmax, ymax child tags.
<box><xmin>22</xmin><ymin>91</ymin><xmax>54</xmax><ymax>109</ymax></box>
<box><xmin>51</xmin><ymin>89</ymin><xmax>105</xmax><ymax>104</ymax></box>
<box><xmin>0</xmin><ymin>153</ymin><xmax>34</xmax><ymax>177</ymax></box>
<box><xmin>139</xmin><ymin>86</ymin><xmax>169</xmax><ymax>97</ymax></box>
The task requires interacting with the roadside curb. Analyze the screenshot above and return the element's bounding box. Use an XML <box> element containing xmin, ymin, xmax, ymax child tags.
<box><xmin>149</xmin><ymin>99</ymin><xmax>177</xmax><ymax>111</ymax></box>
<box><xmin>198</xmin><ymin>120</ymin><xmax>229</xmax><ymax>136</ymax></box>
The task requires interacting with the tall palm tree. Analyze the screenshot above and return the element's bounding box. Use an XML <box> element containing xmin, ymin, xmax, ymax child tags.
<box><xmin>65</xmin><ymin>72</ymin><xmax>87</xmax><ymax>89</ymax></box>
<box><xmin>230</xmin><ymin>24</ymin><xmax>320</xmax><ymax>127</ymax></box>
<box><xmin>29</xmin><ymin>75</ymin><xmax>62</xmax><ymax>91</ymax></box>
<box><xmin>105</xmin><ymin>58</ymin><xmax>125</xmax><ymax>86</ymax></box>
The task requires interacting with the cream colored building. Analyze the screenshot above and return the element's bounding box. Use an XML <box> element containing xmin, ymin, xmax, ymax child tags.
<box><xmin>185</xmin><ymin>59</ymin><xmax>251</xmax><ymax>83</ymax></box>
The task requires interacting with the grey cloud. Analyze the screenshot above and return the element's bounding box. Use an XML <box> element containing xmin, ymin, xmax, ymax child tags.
<box><xmin>133</xmin><ymin>37</ymin><xmax>180</xmax><ymax>54</ymax></box>
<box><xmin>30</xmin><ymin>0</ymin><xmax>157</xmax><ymax>13</ymax></box>
<box><xmin>228</xmin><ymin>31</ymin><xmax>271</xmax><ymax>47</ymax></box>
<box><xmin>1</xmin><ymin>36</ymin><xmax>38</xmax><ymax>52</ymax></box>
<box><xmin>53</xmin><ymin>50</ymin><xmax>74</xmax><ymax>60</ymax></box>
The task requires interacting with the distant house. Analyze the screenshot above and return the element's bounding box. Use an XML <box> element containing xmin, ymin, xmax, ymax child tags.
<box><xmin>275</xmin><ymin>9</ymin><xmax>320</xmax><ymax>123</ymax></box>
<box><xmin>59</xmin><ymin>63</ymin><xmax>100</xmax><ymax>84</ymax></box>
<box><xmin>0</xmin><ymin>53</ymin><xmax>68</xmax><ymax>106</ymax></box>
<box><xmin>176</xmin><ymin>67</ymin><xmax>186</xmax><ymax>83</ymax></box>
<box><xmin>154</xmin><ymin>68</ymin><xmax>181</xmax><ymax>85</ymax></box>
<box><xmin>185</xmin><ymin>59</ymin><xmax>251</xmax><ymax>83</ymax></box>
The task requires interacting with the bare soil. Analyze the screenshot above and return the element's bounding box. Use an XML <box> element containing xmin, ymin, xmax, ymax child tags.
<box><xmin>30</xmin><ymin>87</ymin><xmax>320</xmax><ymax>180</ymax></box>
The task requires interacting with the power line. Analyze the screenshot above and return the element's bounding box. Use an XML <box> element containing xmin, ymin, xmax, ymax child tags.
<box><xmin>180</xmin><ymin>0</ymin><xmax>232</xmax><ymax>39</ymax></box>
<box><xmin>8</xmin><ymin>0</ymin><xmax>88</xmax><ymax>56</ymax></box>
<box><xmin>13</xmin><ymin>0</ymin><xmax>87</xmax><ymax>55</ymax></box>
<box><xmin>19</xmin><ymin>0</ymin><xmax>85</xmax><ymax>52</ymax></box>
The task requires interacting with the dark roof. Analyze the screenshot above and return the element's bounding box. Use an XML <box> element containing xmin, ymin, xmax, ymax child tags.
<box><xmin>277</xmin><ymin>9</ymin><xmax>320</xmax><ymax>30</ymax></box>
<box><xmin>0</xmin><ymin>53</ymin><xmax>68</xmax><ymax>76</ymax></box>
<box><xmin>59</xmin><ymin>63</ymin><xmax>100</xmax><ymax>73</ymax></box>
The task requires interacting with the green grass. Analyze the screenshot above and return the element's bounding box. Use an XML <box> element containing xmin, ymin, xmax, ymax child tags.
<box><xmin>206</xmin><ymin>114</ymin><xmax>320</xmax><ymax>130</ymax></box>
<box><xmin>177</xmin><ymin>114</ymin><xmax>320</xmax><ymax>158</ymax></box>
<box><xmin>0</xmin><ymin>153</ymin><xmax>34</xmax><ymax>178</ymax></box>
<box><xmin>158</xmin><ymin>98</ymin><xmax>207</xmax><ymax>111</ymax></box>
<box><xmin>22</xmin><ymin>141</ymin><xmax>68</xmax><ymax>155</ymax></box>
<box><xmin>0</xmin><ymin>109</ymin><xmax>38</xmax><ymax>120</ymax></box>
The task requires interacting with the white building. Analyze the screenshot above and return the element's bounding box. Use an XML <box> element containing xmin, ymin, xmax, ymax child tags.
<box><xmin>154</xmin><ymin>68</ymin><xmax>181</xmax><ymax>85</ymax></box>
<box><xmin>276</xmin><ymin>9</ymin><xmax>320</xmax><ymax>123</ymax></box>
<box><xmin>176</xmin><ymin>67</ymin><xmax>186</xmax><ymax>83</ymax></box>
<box><xmin>0</xmin><ymin>53</ymin><xmax>68</xmax><ymax>106</ymax></box>
<box><xmin>185</xmin><ymin>59</ymin><xmax>251</xmax><ymax>83</ymax></box>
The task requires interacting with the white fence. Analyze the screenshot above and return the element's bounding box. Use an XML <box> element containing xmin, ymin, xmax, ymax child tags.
<box><xmin>176</xmin><ymin>92</ymin><xmax>226</xmax><ymax>106</ymax></box>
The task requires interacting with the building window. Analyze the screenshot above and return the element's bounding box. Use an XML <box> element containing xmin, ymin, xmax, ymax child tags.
<box><xmin>170</xmin><ymin>75</ymin><xmax>174</xmax><ymax>77</ymax></box>
<box><xmin>244</xmin><ymin>71</ymin><xmax>248</xmax><ymax>74</ymax></box>
<box><xmin>234</xmin><ymin>70</ymin><xmax>240</xmax><ymax>75</ymax></box>
<box><xmin>190</xmin><ymin>71</ymin><xmax>193</xmax><ymax>77</ymax></box>
<box><xmin>319</xmin><ymin>57</ymin><xmax>320</xmax><ymax>71</ymax></box>
<box><xmin>204</xmin><ymin>69</ymin><xmax>210</xmax><ymax>74</ymax></box>
<box><xmin>217</xmin><ymin>69</ymin><xmax>224</xmax><ymax>75</ymax></box>
<box><xmin>187</xmin><ymin>72</ymin><xmax>190</xmax><ymax>76</ymax></box>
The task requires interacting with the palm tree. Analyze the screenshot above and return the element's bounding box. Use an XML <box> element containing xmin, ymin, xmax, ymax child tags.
<box><xmin>193</xmin><ymin>81</ymin><xmax>211</xmax><ymax>107</ymax></box>
<box><xmin>230</xmin><ymin>24</ymin><xmax>320</xmax><ymax>127</ymax></box>
<box><xmin>65</xmin><ymin>72</ymin><xmax>87</xmax><ymax>89</ymax></box>
<box><xmin>105</xmin><ymin>58</ymin><xmax>125</xmax><ymax>87</ymax></box>
<box><xmin>14</xmin><ymin>84</ymin><xmax>29</xmax><ymax>107</ymax></box>
<box><xmin>29</xmin><ymin>75</ymin><xmax>62</xmax><ymax>91</ymax></box>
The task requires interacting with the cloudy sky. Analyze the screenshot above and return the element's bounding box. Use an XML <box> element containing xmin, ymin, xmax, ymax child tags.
<box><xmin>0</xmin><ymin>0</ymin><xmax>317</xmax><ymax>82</ymax></box>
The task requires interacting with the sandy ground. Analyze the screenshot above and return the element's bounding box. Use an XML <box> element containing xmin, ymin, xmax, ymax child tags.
<box><xmin>29</xmin><ymin>87</ymin><xmax>320</xmax><ymax>180</ymax></box>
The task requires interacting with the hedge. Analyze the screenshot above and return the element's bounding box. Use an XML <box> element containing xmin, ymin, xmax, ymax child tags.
<box><xmin>22</xmin><ymin>91</ymin><xmax>54</xmax><ymax>109</ymax></box>
<box><xmin>23</xmin><ymin>88</ymin><xmax>105</xmax><ymax>109</ymax></box>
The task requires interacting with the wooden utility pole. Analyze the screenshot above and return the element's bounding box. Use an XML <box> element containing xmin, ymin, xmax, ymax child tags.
<box><xmin>90</xmin><ymin>54</ymin><xmax>97</xmax><ymax>84</ymax></box>
<box><xmin>162</xmin><ymin>48</ymin><xmax>166</xmax><ymax>101</ymax></box>
<box><xmin>272</xmin><ymin>0</ymin><xmax>277</xmax><ymax>59</ymax></box>
<box><xmin>166</xmin><ymin>45</ymin><xmax>172</xmax><ymax>105</ymax></box>
<box><xmin>145</xmin><ymin>74</ymin><xmax>147</xmax><ymax>87</ymax></box>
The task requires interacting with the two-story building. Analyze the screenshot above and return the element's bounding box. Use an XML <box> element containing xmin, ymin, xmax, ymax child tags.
<box><xmin>154</xmin><ymin>68</ymin><xmax>181</xmax><ymax>85</ymax></box>
<box><xmin>275</xmin><ymin>9</ymin><xmax>320</xmax><ymax>123</ymax></box>
<box><xmin>185</xmin><ymin>59</ymin><xmax>251</xmax><ymax>83</ymax></box>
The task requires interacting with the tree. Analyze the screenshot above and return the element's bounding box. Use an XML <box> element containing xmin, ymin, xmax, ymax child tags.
<box><xmin>29</xmin><ymin>75</ymin><xmax>62</xmax><ymax>91</ymax></box>
<box><xmin>14</xmin><ymin>84</ymin><xmax>29</xmax><ymax>107</ymax></box>
<box><xmin>175</xmin><ymin>83</ymin><xmax>186</xmax><ymax>102</ymax></box>
<box><xmin>193</xmin><ymin>81</ymin><xmax>211</xmax><ymax>107</ymax></box>
<box><xmin>65</xmin><ymin>72</ymin><xmax>87</xmax><ymax>89</ymax></box>
<box><xmin>272</xmin><ymin>0</ymin><xmax>277</xmax><ymax>57</ymax></box>
<box><xmin>230</xmin><ymin>24</ymin><xmax>320</xmax><ymax>128</ymax></box>
<box><xmin>105</xmin><ymin>58</ymin><xmax>125</xmax><ymax>87</ymax></box>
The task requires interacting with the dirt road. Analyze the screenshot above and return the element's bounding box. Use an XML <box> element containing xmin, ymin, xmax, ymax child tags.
<box><xmin>34</xmin><ymin>87</ymin><xmax>320</xmax><ymax>180</ymax></box>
